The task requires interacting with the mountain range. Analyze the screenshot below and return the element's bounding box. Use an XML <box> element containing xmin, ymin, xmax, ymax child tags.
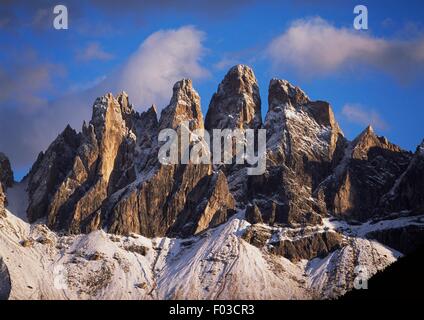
<box><xmin>1</xmin><ymin>65</ymin><xmax>423</xmax><ymax>300</ymax></box>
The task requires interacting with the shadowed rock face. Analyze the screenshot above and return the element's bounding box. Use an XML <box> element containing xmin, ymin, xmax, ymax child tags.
<box><xmin>367</xmin><ymin>224</ymin><xmax>424</xmax><ymax>255</ymax></box>
<box><xmin>378</xmin><ymin>141</ymin><xmax>424</xmax><ymax>216</ymax></box>
<box><xmin>245</xmin><ymin>203</ymin><xmax>263</xmax><ymax>224</ymax></box>
<box><xmin>27</xmin><ymin>125</ymin><xmax>81</xmax><ymax>223</ymax></box>
<box><xmin>0</xmin><ymin>153</ymin><xmax>14</xmax><ymax>218</ymax></box>
<box><xmin>18</xmin><ymin>65</ymin><xmax>424</xmax><ymax>242</ymax></box>
<box><xmin>269</xmin><ymin>231</ymin><xmax>343</xmax><ymax>262</ymax></box>
<box><xmin>169</xmin><ymin>170</ymin><xmax>236</xmax><ymax>237</ymax></box>
<box><xmin>247</xmin><ymin>79</ymin><xmax>346</xmax><ymax>227</ymax></box>
<box><xmin>0</xmin><ymin>257</ymin><xmax>11</xmax><ymax>300</ymax></box>
<box><xmin>0</xmin><ymin>154</ymin><xmax>13</xmax><ymax>189</ymax></box>
<box><xmin>317</xmin><ymin>126</ymin><xmax>412</xmax><ymax>222</ymax></box>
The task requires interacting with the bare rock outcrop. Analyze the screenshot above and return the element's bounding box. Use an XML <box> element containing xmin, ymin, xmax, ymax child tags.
<box><xmin>204</xmin><ymin>65</ymin><xmax>263</xmax><ymax>204</ymax></box>
<box><xmin>367</xmin><ymin>224</ymin><xmax>424</xmax><ymax>255</ymax></box>
<box><xmin>27</xmin><ymin>92</ymin><xmax>138</xmax><ymax>230</ymax></box>
<box><xmin>104</xmin><ymin>80</ymin><xmax>236</xmax><ymax>237</ymax></box>
<box><xmin>205</xmin><ymin>64</ymin><xmax>262</xmax><ymax>131</ymax></box>
<box><xmin>247</xmin><ymin>79</ymin><xmax>346</xmax><ymax>227</ymax></box>
<box><xmin>242</xmin><ymin>224</ymin><xmax>344</xmax><ymax>262</ymax></box>
<box><xmin>245</xmin><ymin>203</ymin><xmax>263</xmax><ymax>224</ymax></box>
<box><xmin>0</xmin><ymin>153</ymin><xmax>13</xmax><ymax>189</ymax></box>
<box><xmin>169</xmin><ymin>170</ymin><xmax>236</xmax><ymax>237</ymax></box>
<box><xmin>317</xmin><ymin>126</ymin><xmax>412</xmax><ymax>222</ymax></box>
<box><xmin>378</xmin><ymin>140</ymin><xmax>424</xmax><ymax>216</ymax></box>
<box><xmin>26</xmin><ymin>78</ymin><xmax>234</xmax><ymax>238</ymax></box>
<box><xmin>269</xmin><ymin>231</ymin><xmax>343</xmax><ymax>262</ymax></box>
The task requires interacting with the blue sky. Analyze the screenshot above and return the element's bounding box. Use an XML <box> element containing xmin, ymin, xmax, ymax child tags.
<box><xmin>1</xmin><ymin>0</ymin><xmax>424</xmax><ymax>180</ymax></box>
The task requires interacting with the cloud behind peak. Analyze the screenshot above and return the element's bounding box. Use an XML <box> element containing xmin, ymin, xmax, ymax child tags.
<box><xmin>267</xmin><ymin>17</ymin><xmax>424</xmax><ymax>81</ymax></box>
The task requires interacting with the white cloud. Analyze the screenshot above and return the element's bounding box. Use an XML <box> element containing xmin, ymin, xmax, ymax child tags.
<box><xmin>267</xmin><ymin>17</ymin><xmax>424</xmax><ymax>80</ymax></box>
<box><xmin>341</xmin><ymin>104</ymin><xmax>388</xmax><ymax>131</ymax></box>
<box><xmin>103</xmin><ymin>26</ymin><xmax>209</xmax><ymax>109</ymax></box>
<box><xmin>77</xmin><ymin>42</ymin><xmax>114</xmax><ymax>62</ymax></box>
<box><xmin>214</xmin><ymin>57</ymin><xmax>239</xmax><ymax>71</ymax></box>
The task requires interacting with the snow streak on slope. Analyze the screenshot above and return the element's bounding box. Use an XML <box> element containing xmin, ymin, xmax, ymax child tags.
<box><xmin>306</xmin><ymin>237</ymin><xmax>400</xmax><ymax>298</ymax></box>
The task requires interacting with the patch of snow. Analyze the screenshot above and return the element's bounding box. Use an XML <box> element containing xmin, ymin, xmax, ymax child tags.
<box><xmin>322</xmin><ymin>214</ymin><xmax>424</xmax><ymax>238</ymax></box>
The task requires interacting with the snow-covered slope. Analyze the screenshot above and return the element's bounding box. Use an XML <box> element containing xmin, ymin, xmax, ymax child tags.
<box><xmin>0</xmin><ymin>175</ymin><xmax>412</xmax><ymax>300</ymax></box>
<box><xmin>0</xmin><ymin>206</ymin><xmax>404</xmax><ymax>300</ymax></box>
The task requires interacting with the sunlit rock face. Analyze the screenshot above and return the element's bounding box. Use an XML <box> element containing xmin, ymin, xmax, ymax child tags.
<box><xmin>205</xmin><ymin>64</ymin><xmax>262</xmax><ymax>131</ymax></box>
<box><xmin>25</xmin><ymin>79</ymin><xmax>234</xmax><ymax>237</ymax></box>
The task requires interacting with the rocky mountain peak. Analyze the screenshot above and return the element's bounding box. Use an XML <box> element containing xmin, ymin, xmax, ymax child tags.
<box><xmin>116</xmin><ymin>91</ymin><xmax>135</xmax><ymax>117</ymax></box>
<box><xmin>26</xmin><ymin>124</ymin><xmax>81</xmax><ymax>223</ymax></box>
<box><xmin>351</xmin><ymin>125</ymin><xmax>401</xmax><ymax>160</ymax></box>
<box><xmin>159</xmin><ymin>79</ymin><xmax>203</xmax><ymax>130</ymax></box>
<box><xmin>318</xmin><ymin>124</ymin><xmax>412</xmax><ymax>222</ymax></box>
<box><xmin>378</xmin><ymin>139</ymin><xmax>424</xmax><ymax>216</ymax></box>
<box><xmin>220</xmin><ymin>64</ymin><xmax>258</xmax><ymax>96</ymax></box>
<box><xmin>205</xmin><ymin>64</ymin><xmax>262</xmax><ymax>130</ymax></box>
<box><xmin>268</xmin><ymin>78</ymin><xmax>310</xmax><ymax>111</ymax></box>
<box><xmin>306</xmin><ymin>100</ymin><xmax>342</xmax><ymax>133</ymax></box>
<box><xmin>146</xmin><ymin>104</ymin><xmax>158</xmax><ymax>118</ymax></box>
<box><xmin>265</xmin><ymin>77</ymin><xmax>344</xmax><ymax>163</ymax></box>
<box><xmin>247</xmin><ymin>78</ymin><xmax>347</xmax><ymax>229</ymax></box>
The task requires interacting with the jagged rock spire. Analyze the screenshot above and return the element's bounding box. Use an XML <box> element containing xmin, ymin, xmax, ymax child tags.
<box><xmin>26</xmin><ymin>125</ymin><xmax>80</xmax><ymax>223</ymax></box>
<box><xmin>351</xmin><ymin>125</ymin><xmax>401</xmax><ymax>160</ymax></box>
<box><xmin>249</xmin><ymin>77</ymin><xmax>347</xmax><ymax>227</ymax></box>
<box><xmin>159</xmin><ymin>79</ymin><xmax>203</xmax><ymax>130</ymax></box>
<box><xmin>205</xmin><ymin>64</ymin><xmax>262</xmax><ymax>130</ymax></box>
<box><xmin>268</xmin><ymin>78</ymin><xmax>309</xmax><ymax>111</ymax></box>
